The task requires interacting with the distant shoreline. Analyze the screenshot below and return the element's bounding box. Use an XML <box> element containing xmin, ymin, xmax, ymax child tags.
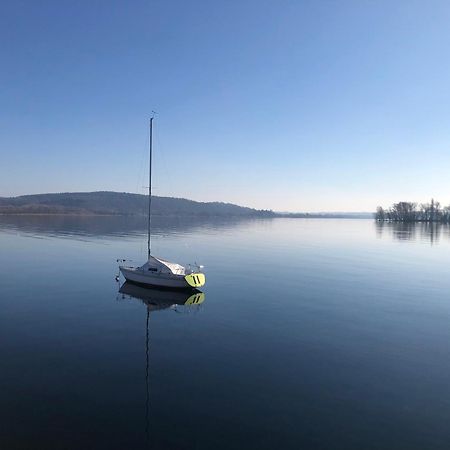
<box><xmin>0</xmin><ymin>213</ymin><xmax>372</xmax><ymax>219</ymax></box>
<box><xmin>0</xmin><ymin>191</ymin><xmax>372</xmax><ymax>219</ymax></box>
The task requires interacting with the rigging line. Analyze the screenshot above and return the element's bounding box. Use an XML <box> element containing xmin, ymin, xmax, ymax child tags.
<box><xmin>153</xmin><ymin>119</ymin><xmax>175</xmax><ymax>199</ymax></box>
<box><xmin>148</xmin><ymin>117</ymin><xmax>153</xmax><ymax>257</ymax></box>
<box><xmin>135</xmin><ymin>126</ymin><xmax>149</xmax><ymax>195</ymax></box>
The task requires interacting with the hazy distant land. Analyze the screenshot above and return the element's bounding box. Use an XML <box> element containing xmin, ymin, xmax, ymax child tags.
<box><xmin>0</xmin><ymin>192</ymin><xmax>371</xmax><ymax>218</ymax></box>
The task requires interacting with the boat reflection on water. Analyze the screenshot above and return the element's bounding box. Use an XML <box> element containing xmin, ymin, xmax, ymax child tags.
<box><xmin>117</xmin><ymin>282</ymin><xmax>205</xmax><ymax>445</ymax></box>
<box><xmin>119</xmin><ymin>281</ymin><xmax>205</xmax><ymax>310</ymax></box>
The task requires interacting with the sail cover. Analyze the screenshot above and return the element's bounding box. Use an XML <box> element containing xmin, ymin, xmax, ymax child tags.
<box><xmin>141</xmin><ymin>255</ymin><xmax>186</xmax><ymax>275</ymax></box>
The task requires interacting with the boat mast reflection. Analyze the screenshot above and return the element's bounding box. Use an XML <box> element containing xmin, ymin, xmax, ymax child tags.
<box><xmin>118</xmin><ymin>282</ymin><xmax>205</xmax><ymax>445</ymax></box>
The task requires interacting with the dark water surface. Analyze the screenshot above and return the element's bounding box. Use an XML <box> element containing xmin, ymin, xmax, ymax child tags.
<box><xmin>1</xmin><ymin>216</ymin><xmax>450</xmax><ymax>450</ymax></box>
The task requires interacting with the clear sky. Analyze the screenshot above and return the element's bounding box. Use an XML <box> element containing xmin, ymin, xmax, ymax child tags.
<box><xmin>1</xmin><ymin>0</ymin><xmax>450</xmax><ymax>212</ymax></box>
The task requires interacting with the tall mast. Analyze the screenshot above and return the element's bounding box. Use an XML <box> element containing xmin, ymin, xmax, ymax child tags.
<box><xmin>148</xmin><ymin>117</ymin><xmax>153</xmax><ymax>257</ymax></box>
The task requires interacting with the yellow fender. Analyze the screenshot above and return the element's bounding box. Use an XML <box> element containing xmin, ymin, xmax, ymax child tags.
<box><xmin>185</xmin><ymin>273</ymin><xmax>206</xmax><ymax>288</ymax></box>
<box><xmin>185</xmin><ymin>292</ymin><xmax>205</xmax><ymax>305</ymax></box>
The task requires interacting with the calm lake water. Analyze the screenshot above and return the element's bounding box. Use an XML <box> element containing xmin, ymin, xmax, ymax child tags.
<box><xmin>1</xmin><ymin>216</ymin><xmax>450</xmax><ymax>450</ymax></box>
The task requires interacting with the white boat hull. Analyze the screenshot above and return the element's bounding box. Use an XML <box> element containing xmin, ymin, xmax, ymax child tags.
<box><xmin>120</xmin><ymin>266</ymin><xmax>191</xmax><ymax>289</ymax></box>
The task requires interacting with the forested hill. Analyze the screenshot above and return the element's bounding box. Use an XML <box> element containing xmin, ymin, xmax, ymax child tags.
<box><xmin>0</xmin><ymin>192</ymin><xmax>275</xmax><ymax>217</ymax></box>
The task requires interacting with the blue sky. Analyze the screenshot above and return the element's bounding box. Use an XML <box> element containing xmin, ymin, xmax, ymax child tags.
<box><xmin>1</xmin><ymin>0</ymin><xmax>450</xmax><ymax>212</ymax></box>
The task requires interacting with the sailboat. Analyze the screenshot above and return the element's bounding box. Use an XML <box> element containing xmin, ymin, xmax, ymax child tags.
<box><xmin>119</xmin><ymin>118</ymin><xmax>206</xmax><ymax>289</ymax></box>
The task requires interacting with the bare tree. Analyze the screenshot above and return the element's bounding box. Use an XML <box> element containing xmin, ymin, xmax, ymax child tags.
<box><xmin>375</xmin><ymin>206</ymin><xmax>385</xmax><ymax>221</ymax></box>
<box><xmin>376</xmin><ymin>199</ymin><xmax>448</xmax><ymax>223</ymax></box>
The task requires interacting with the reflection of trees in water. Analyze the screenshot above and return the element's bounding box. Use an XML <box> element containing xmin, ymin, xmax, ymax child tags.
<box><xmin>375</xmin><ymin>221</ymin><xmax>450</xmax><ymax>244</ymax></box>
<box><xmin>0</xmin><ymin>214</ymin><xmax>265</xmax><ymax>238</ymax></box>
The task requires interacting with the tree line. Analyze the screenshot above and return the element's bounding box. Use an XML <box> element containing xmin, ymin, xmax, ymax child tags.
<box><xmin>0</xmin><ymin>192</ymin><xmax>275</xmax><ymax>217</ymax></box>
<box><xmin>375</xmin><ymin>199</ymin><xmax>450</xmax><ymax>223</ymax></box>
